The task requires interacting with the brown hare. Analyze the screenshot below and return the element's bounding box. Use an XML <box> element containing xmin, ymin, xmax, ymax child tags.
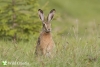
<box><xmin>35</xmin><ymin>9</ymin><xmax>56</xmax><ymax>57</ymax></box>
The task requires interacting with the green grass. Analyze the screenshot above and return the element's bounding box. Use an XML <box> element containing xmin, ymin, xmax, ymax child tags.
<box><xmin>0</xmin><ymin>26</ymin><xmax>100</xmax><ymax>67</ymax></box>
<box><xmin>0</xmin><ymin>0</ymin><xmax>100</xmax><ymax>67</ymax></box>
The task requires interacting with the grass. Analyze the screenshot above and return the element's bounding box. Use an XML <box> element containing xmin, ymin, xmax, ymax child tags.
<box><xmin>0</xmin><ymin>24</ymin><xmax>100</xmax><ymax>67</ymax></box>
<box><xmin>0</xmin><ymin>0</ymin><xmax>100</xmax><ymax>67</ymax></box>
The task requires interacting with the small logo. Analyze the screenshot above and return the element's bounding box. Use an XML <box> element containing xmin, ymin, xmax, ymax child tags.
<box><xmin>2</xmin><ymin>61</ymin><xmax>7</xmax><ymax>65</ymax></box>
<box><xmin>2</xmin><ymin>60</ymin><xmax>30</xmax><ymax>66</ymax></box>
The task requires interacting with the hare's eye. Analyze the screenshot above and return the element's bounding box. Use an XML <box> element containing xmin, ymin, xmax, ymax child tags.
<box><xmin>43</xmin><ymin>23</ymin><xmax>46</xmax><ymax>27</ymax></box>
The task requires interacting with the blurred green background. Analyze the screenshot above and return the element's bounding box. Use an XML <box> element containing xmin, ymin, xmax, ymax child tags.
<box><xmin>39</xmin><ymin>0</ymin><xmax>100</xmax><ymax>21</ymax></box>
<box><xmin>38</xmin><ymin>0</ymin><xmax>100</xmax><ymax>37</ymax></box>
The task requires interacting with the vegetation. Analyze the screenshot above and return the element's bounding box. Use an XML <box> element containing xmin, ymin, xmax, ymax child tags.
<box><xmin>0</xmin><ymin>0</ymin><xmax>100</xmax><ymax>67</ymax></box>
<box><xmin>0</xmin><ymin>29</ymin><xmax>100</xmax><ymax>67</ymax></box>
<box><xmin>0</xmin><ymin>0</ymin><xmax>40</xmax><ymax>41</ymax></box>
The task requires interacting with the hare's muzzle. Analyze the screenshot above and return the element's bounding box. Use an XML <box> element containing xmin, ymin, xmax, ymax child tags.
<box><xmin>46</xmin><ymin>29</ymin><xmax>51</xmax><ymax>33</ymax></box>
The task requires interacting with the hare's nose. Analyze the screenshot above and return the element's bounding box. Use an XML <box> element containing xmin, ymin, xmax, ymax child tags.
<box><xmin>48</xmin><ymin>29</ymin><xmax>51</xmax><ymax>32</ymax></box>
<box><xmin>48</xmin><ymin>29</ymin><xmax>50</xmax><ymax>31</ymax></box>
<box><xmin>46</xmin><ymin>29</ymin><xmax>51</xmax><ymax>33</ymax></box>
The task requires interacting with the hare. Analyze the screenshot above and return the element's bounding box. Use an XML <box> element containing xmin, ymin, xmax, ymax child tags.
<box><xmin>35</xmin><ymin>9</ymin><xmax>56</xmax><ymax>57</ymax></box>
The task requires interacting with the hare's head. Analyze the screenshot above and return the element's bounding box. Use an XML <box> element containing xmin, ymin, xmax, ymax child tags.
<box><xmin>38</xmin><ymin>9</ymin><xmax>55</xmax><ymax>33</ymax></box>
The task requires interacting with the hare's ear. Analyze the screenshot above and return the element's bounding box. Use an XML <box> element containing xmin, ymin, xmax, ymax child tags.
<box><xmin>38</xmin><ymin>9</ymin><xmax>44</xmax><ymax>21</ymax></box>
<box><xmin>47</xmin><ymin>9</ymin><xmax>55</xmax><ymax>22</ymax></box>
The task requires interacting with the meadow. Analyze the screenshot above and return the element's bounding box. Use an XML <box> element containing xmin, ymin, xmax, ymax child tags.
<box><xmin>0</xmin><ymin>0</ymin><xmax>100</xmax><ymax>67</ymax></box>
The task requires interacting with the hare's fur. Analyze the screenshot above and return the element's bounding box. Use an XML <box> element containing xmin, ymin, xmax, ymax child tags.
<box><xmin>35</xmin><ymin>9</ymin><xmax>55</xmax><ymax>57</ymax></box>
